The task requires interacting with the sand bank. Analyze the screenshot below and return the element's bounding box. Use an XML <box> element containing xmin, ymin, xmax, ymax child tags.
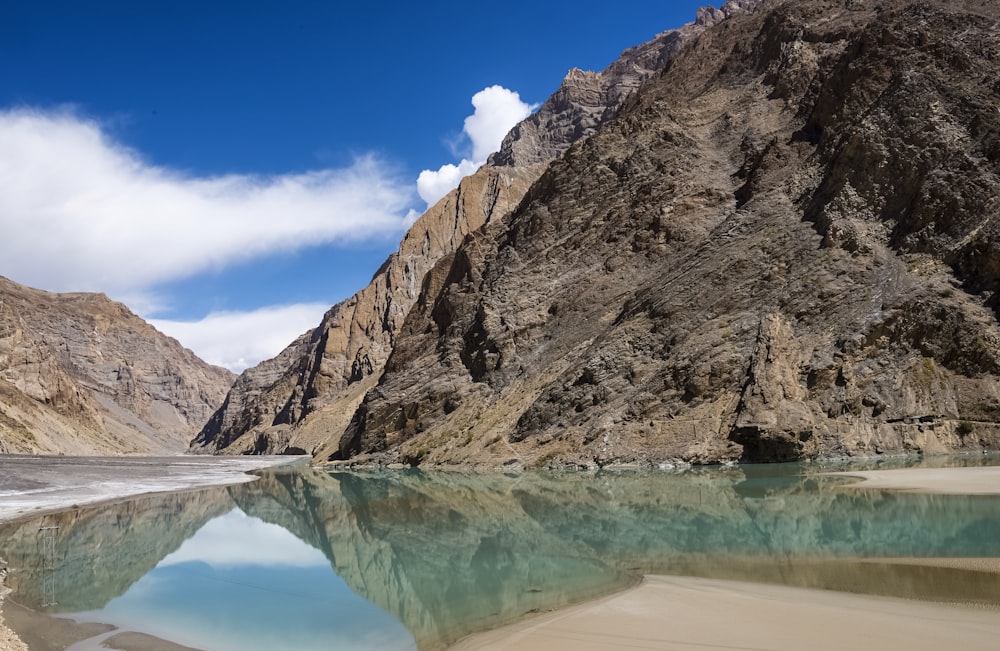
<box><xmin>449</xmin><ymin>574</ymin><xmax>1000</xmax><ymax>651</ymax></box>
<box><xmin>0</xmin><ymin>561</ymin><xmax>26</xmax><ymax>651</ymax></box>
<box><xmin>830</xmin><ymin>465</ymin><xmax>1000</xmax><ymax>494</ymax></box>
<box><xmin>3</xmin><ymin>459</ymin><xmax>998</xmax><ymax>650</ymax></box>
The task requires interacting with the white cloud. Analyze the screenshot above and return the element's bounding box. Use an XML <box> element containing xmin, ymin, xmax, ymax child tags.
<box><xmin>0</xmin><ymin>108</ymin><xmax>414</xmax><ymax>295</ymax></box>
<box><xmin>417</xmin><ymin>86</ymin><xmax>536</xmax><ymax>207</ymax></box>
<box><xmin>465</xmin><ymin>86</ymin><xmax>537</xmax><ymax>162</ymax></box>
<box><xmin>402</xmin><ymin>208</ymin><xmax>423</xmax><ymax>228</ymax></box>
<box><xmin>416</xmin><ymin>159</ymin><xmax>479</xmax><ymax>207</ymax></box>
<box><xmin>150</xmin><ymin>303</ymin><xmax>330</xmax><ymax>372</ymax></box>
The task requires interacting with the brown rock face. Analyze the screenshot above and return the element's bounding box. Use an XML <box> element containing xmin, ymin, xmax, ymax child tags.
<box><xmin>0</xmin><ymin>277</ymin><xmax>233</xmax><ymax>455</ymax></box>
<box><xmin>491</xmin><ymin>0</ymin><xmax>762</xmax><ymax>170</ymax></box>
<box><xmin>191</xmin><ymin>3</ymin><xmax>763</xmax><ymax>457</ymax></box>
<box><xmin>334</xmin><ymin>0</ymin><xmax>1000</xmax><ymax>467</ymax></box>
<box><xmin>191</xmin><ymin>166</ymin><xmax>540</xmax><ymax>459</ymax></box>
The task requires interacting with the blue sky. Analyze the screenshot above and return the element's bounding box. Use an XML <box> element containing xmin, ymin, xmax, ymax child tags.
<box><xmin>1</xmin><ymin>1</ymin><xmax>711</xmax><ymax>370</ymax></box>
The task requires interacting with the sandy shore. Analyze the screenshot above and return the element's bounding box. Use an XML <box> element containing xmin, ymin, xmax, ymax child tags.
<box><xmin>0</xmin><ymin>560</ymin><xmax>27</xmax><ymax>651</ymax></box>
<box><xmin>3</xmin><ymin>460</ymin><xmax>999</xmax><ymax>650</ymax></box>
<box><xmin>448</xmin><ymin>574</ymin><xmax>1000</xmax><ymax>651</ymax></box>
<box><xmin>829</xmin><ymin>465</ymin><xmax>1000</xmax><ymax>494</ymax></box>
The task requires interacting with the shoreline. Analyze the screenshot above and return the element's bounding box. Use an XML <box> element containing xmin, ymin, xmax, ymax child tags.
<box><xmin>2</xmin><ymin>458</ymin><xmax>999</xmax><ymax>651</ymax></box>
<box><xmin>449</xmin><ymin>463</ymin><xmax>1000</xmax><ymax>651</ymax></box>
<box><xmin>828</xmin><ymin>465</ymin><xmax>1000</xmax><ymax>495</ymax></box>
<box><xmin>0</xmin><ymin>454</ymin><xmax>305</xmax><ymax>526</ymax></box>
<box><xmin>0</xmin><ymin>558</ymin><xmax>26</xmax><ymax>651</ymax></box>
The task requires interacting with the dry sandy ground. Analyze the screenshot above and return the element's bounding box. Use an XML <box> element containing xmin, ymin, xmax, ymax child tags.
<box><xmin>0</xmin><ymin>615</ymin><xmax>27</xmax><ymax>651</ymax></box>
<box><xmin>0</xmin><ymin>627</ymin><xmax>27</xmax><ymax>651</ymax></box>
<box><xmin>448</xmin><ymin>574</ymin><xmax>1000</xmax><ymax>651</ymax></box>
<box><xmin>448</xmin><ymin>464</ymin><xmax>1000</xmax><ymax>651</ymax></box>
<box><xmin>830</xmin><ymin>465</ymin><xmax>1000</xmax><ymax>494</ymax></box>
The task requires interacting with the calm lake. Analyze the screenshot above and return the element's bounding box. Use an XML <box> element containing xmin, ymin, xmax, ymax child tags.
<box><xmin>3</xmin><ymin>457</ymin><xmax>1000</xmax><ymax>650</ymax></box>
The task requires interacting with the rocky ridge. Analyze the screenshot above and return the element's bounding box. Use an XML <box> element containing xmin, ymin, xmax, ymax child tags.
<box><xmin>194</xmin><ymin>1</ymin><xmax>763</xmax><ymax>458</ymax></box>
<box><xmin>332</xmin><ymin>0</ymin><xmax>1000</xmax><ymax>467</ymax></box>
<box><xmin>0</xmin><ymin>277</ymin><xmax>233</xmax><ymax>455</ymax></box>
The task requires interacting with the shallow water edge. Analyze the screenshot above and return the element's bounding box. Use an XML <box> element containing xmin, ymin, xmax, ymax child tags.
<box><xmin>1</xmin><ymin>454</ymin><xmax>999</xmax><ymax>651</ymax></box>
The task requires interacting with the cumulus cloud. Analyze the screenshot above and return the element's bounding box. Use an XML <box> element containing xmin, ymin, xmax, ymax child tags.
<box><xmin>150</xmin><ymin>303</ymin><xmax>330</xmax><ymax>372</ymax></box>
<box><xmin>417</xmin><ymin>86</ymin><xmax>536</xmax><ymax>207</ymax></box>
<box><xmin>0</xmin><ymin>108</ymin><xmax>414</xmax><ymax>295</ymax></box>
<box><xmin>416</xmin><ymin>160</ymin><xmax>479</xmax><ymax>208</ymax></box>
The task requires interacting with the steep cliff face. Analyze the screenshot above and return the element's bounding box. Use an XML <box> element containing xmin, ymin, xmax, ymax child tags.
<box><xmin>490</xmin><ymin>0</ymin><xmax>759</xmax><ymax>169</ymax></box>
<box><xmin>192</xmin><ymin>2</ymin><xmax>762</xmax><ymax>458</ymax></box>
<box><xmin>0</xmin><ymin>277</ymin><xmax>233</xmax><ymax>455</ymax></box>
<box><xmin>192</xmin><ymin>166</ymin><xmax>539</xmax><ymax>458</ymax></box>
<box><xmin>335</xmin><ymin>0</ymin><xmax>1000</xmax><ymax>467</ymax></box>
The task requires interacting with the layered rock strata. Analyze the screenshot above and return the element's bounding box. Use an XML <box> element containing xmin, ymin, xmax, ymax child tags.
<box><xmin>194</xmin><ymin>1</ymin><xmax>763</xmax><ymax>458</ymax></box>
<box><xmin>334</xmin><ymin>0</ymin><xmax>1000</xmax><ymax>466</ymax></box>
<box><xmin>0</xmin><ymin>277</ymin><xmax>233</xmax><ymax>455</ymax></box>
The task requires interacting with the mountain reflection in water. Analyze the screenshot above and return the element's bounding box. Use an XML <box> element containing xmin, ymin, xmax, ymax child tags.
<box><xmin>2</xmin><ymin>460</ymin><xmax>1000</xmax><ymax>651</ymax></box>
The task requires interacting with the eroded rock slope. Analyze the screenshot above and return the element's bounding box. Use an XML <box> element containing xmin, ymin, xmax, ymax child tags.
<box><xmin>335</xmin><ymin>0</ymin><xmax>1000</xmax><ymax>467</ymax></box>
<box><xmin>0</xmin><ymin>277</ymin><xmax>233</xmax><ymax>454</ymax></box>
<box><xmin>192</xmin><ymin>2</ymin><xmax>760</xmax><ymax>458</ymax></box>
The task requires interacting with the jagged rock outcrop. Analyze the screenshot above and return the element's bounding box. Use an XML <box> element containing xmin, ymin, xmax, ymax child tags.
<box><xmin>192</xmin><ymin>3</ymin><xmax>763</xmax><ymax>458</ymax></box>
<box><xmin>333</xmin><ymin>0</ymin><xmax>1000</xmax><ymax>467</ymax></box>
<box><xmin>489</xmin><ymin>0</ymin><xmax>760</xmax><ymax>168</ymax></box>
<box><xmin>0</xmin><ymin>277</ymin><xmax>233</xmax><ymax>455</ymax></box>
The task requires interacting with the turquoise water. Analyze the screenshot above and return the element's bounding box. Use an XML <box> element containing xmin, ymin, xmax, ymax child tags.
<box><xmin>3</xmin><ymin>457</ymin><xmax>1000</xmax><ymax>650</ymax></box>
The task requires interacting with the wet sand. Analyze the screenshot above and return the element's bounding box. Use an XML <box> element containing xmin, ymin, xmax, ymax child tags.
<box><xmin>3</xmin><ymin>460</ymin><xmax>999</xmax><ymax>650</ymax></box>
<box><xmin>449</xmin><ymin>465</ymin><xmax>1000</xmax><ymax>651</ymax></box>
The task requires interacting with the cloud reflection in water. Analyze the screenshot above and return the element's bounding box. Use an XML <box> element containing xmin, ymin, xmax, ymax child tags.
<box><xmin>66</xmin><ymin>508</ymin><xmax>417</xmax><ymax>651</ymax></box>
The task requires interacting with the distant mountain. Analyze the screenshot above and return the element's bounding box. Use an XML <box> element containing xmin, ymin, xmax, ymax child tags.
<box><xmin>192</xmin><ymin>0</ymin><xmax>762</xmax><ymax>459</ymax></box>
<box><xmin>0</xmin><ymin>276</ymin><xmax>233</xmax><ymax>454</ymax></box>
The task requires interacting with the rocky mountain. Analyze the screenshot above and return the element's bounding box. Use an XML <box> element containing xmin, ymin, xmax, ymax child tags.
<box><xmin>200</xmin><ymin>0</ymin><xmax>1000</xmax><ymax>467</ymax></box>
<box><xmin>0</xmin><ymin>277</ymin><xmax>233</xmax><ymax>455</ymax></box>
<box><xmin>331</xmin><ymin>0</ymin><xmax>1000</xmax><ymax>467</ymax></box>
<box><xmin>193</xmin><ymin>0</ymin><xmax>763</xmax><ymax>458</ymax></box>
